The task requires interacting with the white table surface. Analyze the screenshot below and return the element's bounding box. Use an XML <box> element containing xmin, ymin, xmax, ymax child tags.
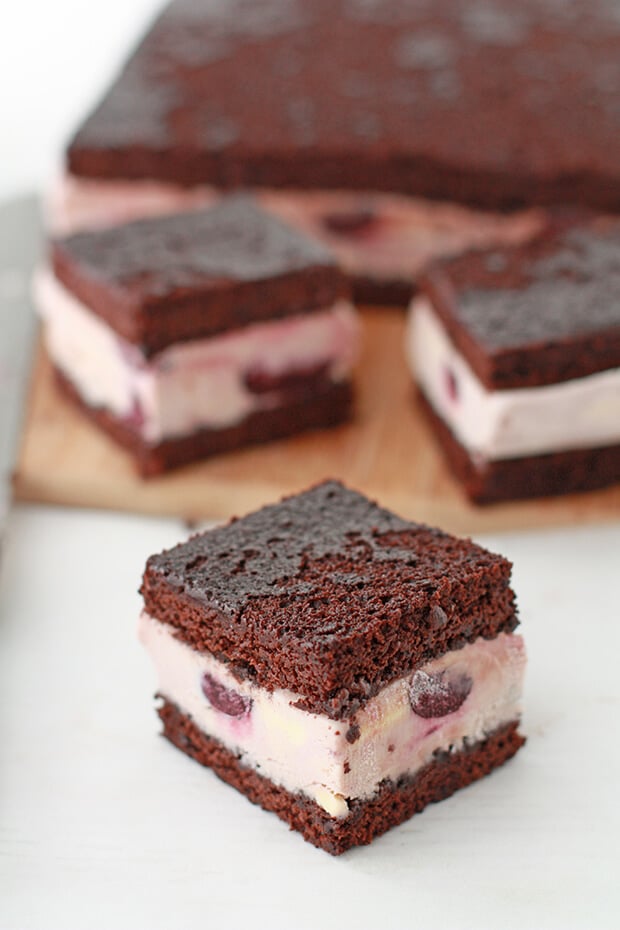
<box><xmin>1</xmin><ymin>504</ymin><xmax>619</xmax><ymax>930</ymax></box>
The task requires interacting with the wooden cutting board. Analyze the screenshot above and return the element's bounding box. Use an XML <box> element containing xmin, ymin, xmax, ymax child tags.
<box><xmin>14</xmin><ymin>308</ymin><xmax>620</xmax><ymax>535</ymax></box>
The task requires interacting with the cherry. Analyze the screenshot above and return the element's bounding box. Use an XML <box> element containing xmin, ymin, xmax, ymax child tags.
<box><xmin>409</xmin><ymin>668</ymin><xmax>473</xmax><ymax>718</ymax></box>
<box><xmin>244</xmin><ymin>361</ymin><xmax>328</xmax><ymax>395</ymax></box>
<box><xmin>444</xmin><ymin>366</ymin><xmax>459</xmax><ymax>402</ymax></box>
<box><xmin>201</xmin><ymin>672</ymin><xmax>252</xmax><ymax>718</ymax></box>
<box><xmin>125</xmin><ymin>397</ymin><xmax>145</xmax><ymax>431</ymax></box>
<box><xmin>321</xmin><ymin>207</ymin><xmax>377</xmax><ymax>235</ymax></box>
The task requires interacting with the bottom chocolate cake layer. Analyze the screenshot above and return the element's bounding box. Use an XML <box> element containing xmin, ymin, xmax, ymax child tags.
<box><xmin>419</xmin><ymin>393</ymin><xmax>620</xmax><ymax>504</ymax></box>
<box><xmin>54</xmin><ymin>366</ymin><xmax>353</xmax><ymax>476</ymax></box>
<box><xmin>158</xmin><ymin>699</ymin><xmax>524</xmax><ymax>855</ymax></box>
<box><xmin>351</xmin><ymin>274</ymin><xmax>415</xmax><ymax>307</ymax></box>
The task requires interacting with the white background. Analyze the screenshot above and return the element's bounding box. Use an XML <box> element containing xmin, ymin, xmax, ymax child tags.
<box><xmin>1</xmin><ymin>0</ymin><xmax>161</xmax><ymax>199</ymax></box>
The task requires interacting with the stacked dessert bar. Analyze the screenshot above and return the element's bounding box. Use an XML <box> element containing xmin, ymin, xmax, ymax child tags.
<box><xmin>35</xmin><ymin>197</ymin><xmax>359</xmax><ymax>474</ymax></box>
<box><xmin>407</xmin><ymin>218</ymin><xmax>620</xmax><ymax>502</ymax></box>
<box><xmin>140</xmin><ymin>481</ymin><xmax>526</xmax><ymax>853</ymax></box>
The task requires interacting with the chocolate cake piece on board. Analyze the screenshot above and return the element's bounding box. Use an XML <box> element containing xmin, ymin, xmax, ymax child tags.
<box><xmin>139</xmin><ymin>481</ymin><xmax>526</xmax><ymax>854</ymax></box>
<box><xmin>34</xmin><ymin>196</ymin><xmax>359</xmax><ymax>475</ymax></box>
<box><xmin>63</xmin><ymin>0</ymin><xmax>620</xmax><ymax>300</ymax></box>
<box><xmin>407</xmin><ymin>217</ymin><xmax>620</xmax><ymax>503</ymax></box>
<box><xmin>67</xmin><ymin>0</ymin><xmax>620</xmax><ymax>208</ymax></box>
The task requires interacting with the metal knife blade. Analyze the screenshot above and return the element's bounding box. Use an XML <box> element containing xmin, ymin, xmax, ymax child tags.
<box><xmin>0</xmin><ymin>194</ymin><xmax>41</xmax><ymax>536</ymax></box>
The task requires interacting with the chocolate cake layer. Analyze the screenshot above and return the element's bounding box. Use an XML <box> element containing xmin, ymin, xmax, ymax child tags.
<box><xmin>67</xmin><ymin>0</ymin><xmax>620</xmax><ymax>211</ymax></box>
<box><xmin>55</xmin><ymin>367</ymin><xmax>353</xmax><ymax>477</ymax></box>
<box><xmin>48</xmin><ymin>175</ymin><xmax>546</xmax><ymax>308</ymax></box>
<box><xmin>142</xmin><ymin>482</ymin><xmax>518</xmax><ymax>718</ymax></box>
<box><xmin>419</xmin><ymin>391</ymin><xmax>620</xmax><ymax>504</ymax></box>
<box><xmin>159</xmin><ymin>699</ymin><xmax>524</xmax><ymax>855</ymax></box>
<box><xmin>51</xmin><ymin>197</ymin><xmax>346</xmax><ymax>355</ymax></box>
<box><xmin>351</xmin><ymin>275</ymin><xmax>415</xmax><ymax>308</ymax></box>
<box><xmin>421</xmin><ymin>218</ymin><xmax>620</xmax><ymax>390</ymax></box>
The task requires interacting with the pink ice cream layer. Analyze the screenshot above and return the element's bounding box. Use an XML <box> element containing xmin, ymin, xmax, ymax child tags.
<box><xmin>139</xmin><ymin>611</ymin><xmax>526</xmax><ymax>818</ymax></box>
<box><xmin>34</xmin><ymin>266</ymin><xmax>359</xmax><ymax>445</ymax></box>
<box><xmin>48</xmin><ymin>173</ymin><xmax>545</xmax><ymax>281</ymax></box>
<box><xmin>407</xmin><ymin>298</ymin><xmax>620</xmax><ymax>460</ymax></box>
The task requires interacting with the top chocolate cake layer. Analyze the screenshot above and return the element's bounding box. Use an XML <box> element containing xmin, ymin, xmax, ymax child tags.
<box><xmin>141</xmin><ymin>481</ymin><xmax>518</xmax><ymax>719</ymax></box>
<box><xmin>51</xmin><ymin>196</ymin><xmax>345</xmax><ymax>354</ymax></box>
<box><xmin>421</xmin><ymin>218</ymin><xmax>620</xmax><ymax>389</ymax></box>
<box><xmin>68</xmin><ymin>0</ymin><xmax>620</xmax><ymax>210</ymax></box>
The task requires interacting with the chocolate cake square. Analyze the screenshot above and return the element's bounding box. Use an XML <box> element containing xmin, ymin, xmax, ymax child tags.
<box><xmin>66</xmin><ymin>0</ymin><xmax>620</xmax><ymax>211</ymax></box>
<box><xmin>57</xmin><ymin>0</ymin><xmax>617</xmax><ymax>301</ymax></box>
<box><xmin>407</xmin><ymin>218</ymin><xmax>620</xmax><ymax>503</ymax></box>
<box><xmin>34</xmin><ymin>196</ymin><xmax>359</xmax><ymax>475</ymax></box>
<box><xmin>139</xmin><ymin>481</ymin><xmax>526</xmax><ymax>854</ymax></box>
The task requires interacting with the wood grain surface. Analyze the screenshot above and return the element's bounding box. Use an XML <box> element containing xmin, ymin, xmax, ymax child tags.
<box><xmin>14</xmin><ymin>309</ymin><xmax>620</xmax><ymax>535</ymax></box>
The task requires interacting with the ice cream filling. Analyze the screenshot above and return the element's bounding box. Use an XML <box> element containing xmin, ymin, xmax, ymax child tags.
<box><xmin>34</xmin><ymin>266</ymin><xmax>359</xmax><ymax>444</ymax></box>
<box><xmin>407</xmin><ymin>298</ymin><xmax>620</xmax><ymax>461</ymax></box>
<box><xmin>47</xmin><ymin>173</ymin><xmax>544</xmax><ymax>282</ymax></box>
<box><xmin>139</xmin><ymin>611</ymin><xmax>525</xmax><ymax>818</ymax></box>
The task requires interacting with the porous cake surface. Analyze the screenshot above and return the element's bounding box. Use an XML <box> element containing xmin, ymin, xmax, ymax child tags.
<box><xmin>68</xmin><ymin>0</ymin><xmax>620</xmax><ymax>210</ymax></box>
<box><xmin>141</xmin><ymin>481</ymin><xmax>518</xmax><ymax>717</ymax></box>
<box><xmin>421</xmin><ymin>219</ymin><xmax>620</xmax><ymax>389</ymax></box>
<box><xmin>51</xmin><ymin>196</ymin><xmax>345</xmax><ymax>353</ymax></box>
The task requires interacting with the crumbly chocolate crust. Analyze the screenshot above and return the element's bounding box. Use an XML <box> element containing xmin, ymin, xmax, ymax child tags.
<box><xmin>54</xmin><ymin>366</ymin><xmax>353</xmax><ymax>476</ymax></box>
<box><xmin>421</xmin><ymin>217</ymin><xmax>620</xmax><ymax>389</ymax></box>
<box><xmin>418</xmin><ymin>391</ymin><xmax>620</xmax><ymax>504</ymax></box>
<box><xmin>51</xmin><ymin>196</ymin><xmax>347</xmax><ymax>355</ymax></box>
<box><xmin>158</xmin><ymin>699</ymin><xmax>524</xmax><ymax>855</ymax></box>
<box><xmin>142</xmin><ymin>481</ymin><xmax>518</xmax><ymax>718</ymax></box>
<box><xmin>67</xmin><ymin>1</ymin><xmax>620</xmax><ymax>211</ymax></box>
